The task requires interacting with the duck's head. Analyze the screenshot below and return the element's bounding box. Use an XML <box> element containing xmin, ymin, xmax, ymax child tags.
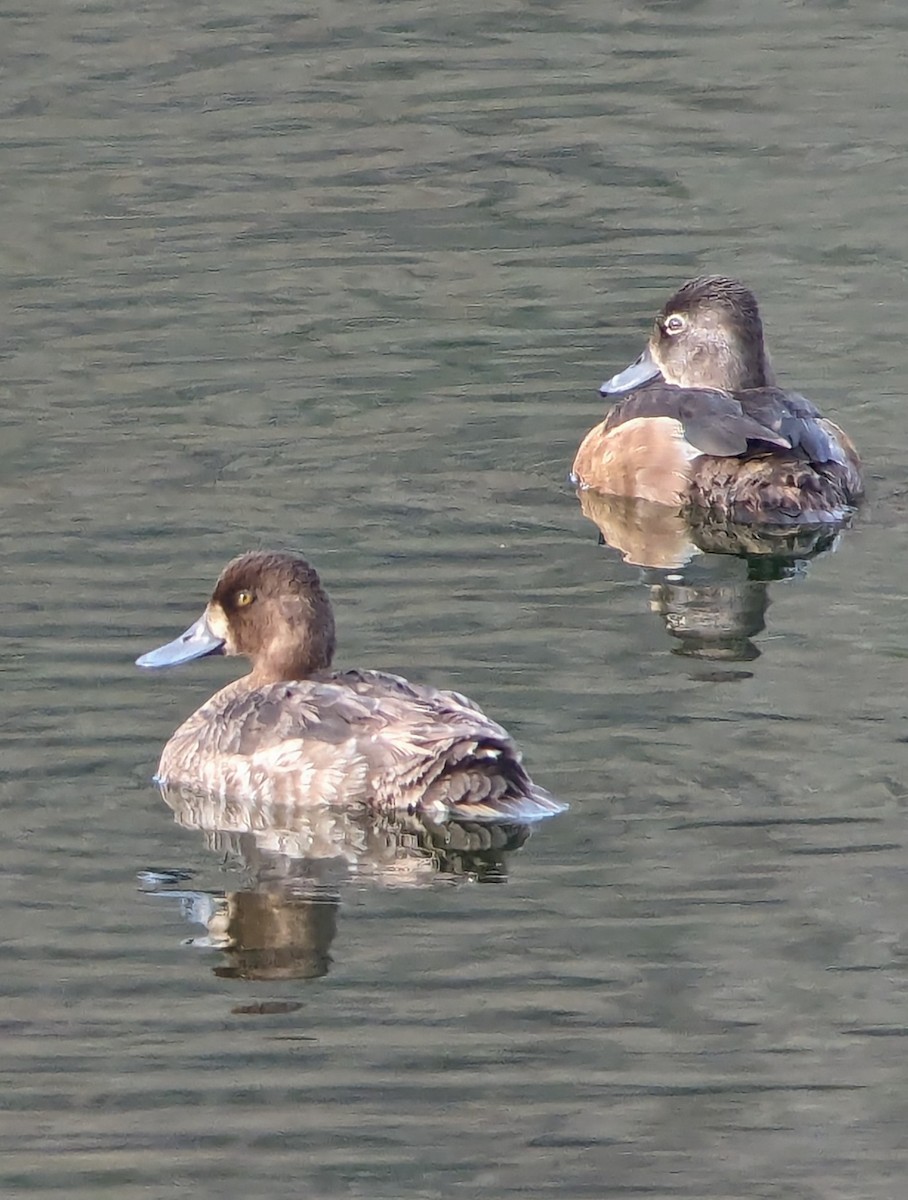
<box><xmin>136</xmin><ymin>552</ymin><xmax>336</xmax><ymax>683</ymax></box>
<box><xmin>601</xmin><ymin>276</ymin><xmax>776</xmax><ymax>397</ymax></box>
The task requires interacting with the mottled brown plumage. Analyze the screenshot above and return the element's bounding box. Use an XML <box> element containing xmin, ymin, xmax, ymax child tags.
<box><xmin>572</xmin><ymin>276</ymin><xmax>863</xmax><ymax>523</ymax></box>
<box><xmin>137</xmin><ymin>552</ymin><xmax>565</xmax><ymax>823</ymax></box>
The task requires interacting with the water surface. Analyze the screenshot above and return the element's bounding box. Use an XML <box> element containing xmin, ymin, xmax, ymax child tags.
<box><xmin>4</xmin><ymin>1</ymin><xmax>908</xmax><ymax>1196</ymax></box>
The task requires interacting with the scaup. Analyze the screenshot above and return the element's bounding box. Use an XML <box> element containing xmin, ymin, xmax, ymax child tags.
<box><xmin>137</xmin><ymin>551</ymin><xmax>566</xmax><ymax>823</ymax></box>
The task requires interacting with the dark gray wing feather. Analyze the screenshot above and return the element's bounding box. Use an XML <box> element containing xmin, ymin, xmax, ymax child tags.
<box><xmin>739</xmin><ymin>388</ymin><xmax>849</xmax><ymax>465</ymax></box>
<box><xmin>604</xmin><ymin>386</ymin><xmax>789</xmax><ymax>455</ymax></box>
<box><xmin>603</xmin><ymin>384</ymin><xmax>849</xmax><ymax>463</ymax></box>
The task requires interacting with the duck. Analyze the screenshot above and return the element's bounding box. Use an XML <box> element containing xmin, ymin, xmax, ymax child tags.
<box><xmin>136</xmin><ymin>551</ymin><xmax>566</xmax><ymax>823</ymax></box>
<box><xmin>571</xmin><ymin>276</ymin><xmax>863</xmax><ymax>524</ymax></box>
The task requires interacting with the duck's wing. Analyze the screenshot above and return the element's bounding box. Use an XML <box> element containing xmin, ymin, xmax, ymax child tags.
<box><xmin>603</xmin><ymin>387</ymin><xmax>791</xmax><ymax>457</ymax></box>
<box><xmin>215</xmin><ymin>674</ymin><xmax>432</xmax><ymax>756</ymax></box>
<box><xmin>171</xmin><ymin>672</ymin><xmax>565</xmax><ymax>823</ymax></box>
<box><xmin>327</xmin><ymin>671</ymin><xmax>566</xmax><ymax>822</ymax></box>
<box><xmin>603</xmin><ymin>385</ymin><xmax>861</xmax><ymax>470</ymax></box>
<box><xmin>737</xmin><ymin>388</ymin><xmax>859</xmax><ymax>467</ymax></box>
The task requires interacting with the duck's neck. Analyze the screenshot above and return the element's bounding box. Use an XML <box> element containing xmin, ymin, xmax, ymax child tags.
<box><xmin>674</xmin><ymin>338</ymin><xmax>776</xmax><ymax>392</ymax></box>
<box><xmin>728</xmin><ymin>322</ymin><xmax>776</xmax><ymax>390</ymax></box>
<box><xmin>247</xmin><ymin>596</ymin><xmax>337</xmax><ymax>686</ymax></box>
<box><xmin>736</xmin><ymin>347</ymin><xmax>776</xmax><ymax>390</ymax></box>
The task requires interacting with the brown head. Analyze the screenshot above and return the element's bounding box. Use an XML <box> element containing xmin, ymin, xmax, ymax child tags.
<box><xmin>137</xmin><ymin>551</ymin><xmax>336</xmax><ymax>683</ymax></box>
<box><xmin>601</xmin><ymin>276</ymin><xmax>776</xmax><ymax>396</ymax></box>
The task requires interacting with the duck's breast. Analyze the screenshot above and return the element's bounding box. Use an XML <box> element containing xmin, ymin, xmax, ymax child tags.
<box><xmin>573</xmin><ymin>414</ymin><xmax>703</xmax><ymax>505</ymax></box>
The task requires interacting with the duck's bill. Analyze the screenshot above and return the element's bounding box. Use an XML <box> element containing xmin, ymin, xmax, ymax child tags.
<box><xmin>136</xmin><ymin>612</ymin><xmax>225</xmax><ymax>669</ymax></box>
<box><xmin>600</xmin><ymin>346</ymin><xmax>661</xmax><ymax>396</ymax></box>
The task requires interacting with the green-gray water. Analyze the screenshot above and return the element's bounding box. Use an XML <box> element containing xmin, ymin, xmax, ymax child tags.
<box><xmin>4</xmin><ymin>1</ymin><xmax>908</xmax><ymax>1196</ymax></box>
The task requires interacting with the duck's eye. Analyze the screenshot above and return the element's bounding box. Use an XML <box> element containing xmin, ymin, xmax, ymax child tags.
<box><xmin>664</xmin><ymin>313</ymin><xmax>686</xmax><ymax>335</ymax></box>
<box><xmin>235</xmin><ymin>589</ymin><xmax>254</xmax><ymax>608</ymax></box>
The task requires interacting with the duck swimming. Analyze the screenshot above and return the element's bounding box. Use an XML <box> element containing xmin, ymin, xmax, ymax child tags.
<box><xmin>137</xmin><ymin>552</ymin><xmax>565</xmax><ymax>823</ymax></box>
<box><xmin>571</xmin><ymin>276</ymin><xmax>863</xmax><ymax>524</ymax></box>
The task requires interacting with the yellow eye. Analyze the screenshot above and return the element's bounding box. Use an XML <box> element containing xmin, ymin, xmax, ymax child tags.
<box><xmin>235</xmin><ymin>589</ymin><xmax>254</xmax><ymax>608</ymax></box>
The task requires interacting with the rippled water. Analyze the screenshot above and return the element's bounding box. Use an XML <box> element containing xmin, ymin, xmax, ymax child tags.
<box><xmin>5</xmin><ymin>1</ymin><xmax>908</xmax><ymax>1196</ymax></box>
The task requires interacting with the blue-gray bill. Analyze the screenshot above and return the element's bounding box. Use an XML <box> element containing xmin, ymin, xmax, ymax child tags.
<box><xmin>600</xmin><ymin>346</ymin><xmax>661</xmax><ymax>396</ymax></box>
<box><xmin>136</xmin><ymin>612</ymin><xmax>225</xmax><ymax>669</ymax></box>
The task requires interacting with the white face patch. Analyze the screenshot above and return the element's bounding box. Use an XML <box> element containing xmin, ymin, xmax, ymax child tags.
<box><xmin>205</xmin><ymin>602</ymin><xmax>230</xmax><ymax>643</ymax></box>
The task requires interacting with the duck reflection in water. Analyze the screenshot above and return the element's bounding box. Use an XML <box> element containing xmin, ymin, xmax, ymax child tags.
<box><xmin>578</xmin><ymin>489</ymin><xmax>848</xmax><ymax>666</ymax></box>
<box><xmin>140</xmin><ymin>783</ymin><xmax>534</xmax><ymax>982</ymax></box>
<box><xmin>137</xmin><ymin>551</ymin><xmax>565</xmax><ymax>824</ymax></box>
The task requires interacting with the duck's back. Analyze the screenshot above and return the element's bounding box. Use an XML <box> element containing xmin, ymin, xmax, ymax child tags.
<box><xmin>157</xmin><ymin>669</ymin><xmax>563</xmax><ymax>822</ymax></box>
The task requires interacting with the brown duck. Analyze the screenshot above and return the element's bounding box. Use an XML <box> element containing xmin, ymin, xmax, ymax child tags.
<box><xmin>572</xmin><ymin>276</ymin><xmax>863</xmax><ymax>524</ymax></box>
<box><xmin>137</xmin><ymin>552</ymin><xmax>565</xmax><ymax>823</ymax></box>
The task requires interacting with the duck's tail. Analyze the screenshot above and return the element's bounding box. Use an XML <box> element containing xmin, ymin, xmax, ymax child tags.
<box><xmin>448</xmin><ymin>783</ymin><xmax>569</xmax><ymax>824</ymax></box>
<box><xmin>419</xmin><ymin>742</ymin><xmax>568</xmax><ymax>824</ymax></box>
